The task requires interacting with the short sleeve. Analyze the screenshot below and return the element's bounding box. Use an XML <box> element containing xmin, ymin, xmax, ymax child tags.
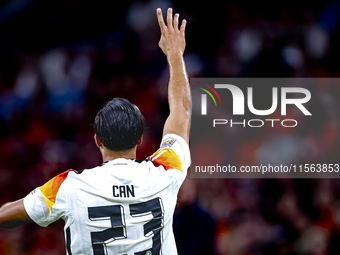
<box><xmin>148</xmin><ymin>134</ymin><xmax>191</xmax><ymax>182</ymax></box>
<box><xmin>23</xmin><ymin>170</ymin><xmax>71</xmax><ymax>227</ymax></box>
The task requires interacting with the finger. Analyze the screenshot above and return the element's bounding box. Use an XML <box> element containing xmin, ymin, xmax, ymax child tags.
<box><xmin>167</xmin><ymin>8</ymin><xmax>173</xmax><ymax>30</ymax></box>
<box><xmin>156</xmin><ymin>8</ymin><xmax>166</xmax><ymax>32</ymax></box>
<box><xmin>174</xmin><ymin>13</ymin><xmax>179</xmax><ymax>31</ymax></box>
<box><xmin>180</xmin><ymin>19</ymin><xmax>187</xmax><ymax>36</ymax></box>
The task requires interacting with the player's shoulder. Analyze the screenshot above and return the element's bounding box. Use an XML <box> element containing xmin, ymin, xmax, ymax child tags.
<box><xmin>147</xmin><ymin>133</ymin><xmax>190</xmax><ymax>173</ymax></box>
<box><xmin>148</xmin><ymin>147</ymin><xmax>184</xmax><ymax>172</ymax></box>
<box><xmin>38</xmin><ymin>169</ymin><xmax>77</xmax><ymax>205</ymax></box>
<box><xmin>40</xmin><ymin>167</ymin><xmax>89</xmax><ymax>190</ymax></box>
<box><xmin>41</xmin><ymin>169</ymin><xmax>74</xmax><ymax>188</ymax></box>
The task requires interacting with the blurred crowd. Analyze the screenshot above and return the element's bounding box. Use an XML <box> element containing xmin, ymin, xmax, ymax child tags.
<box><xmin>1</xmin><ymin>0</ymin><xmax>340</xmax><ymax>254</ymax></box>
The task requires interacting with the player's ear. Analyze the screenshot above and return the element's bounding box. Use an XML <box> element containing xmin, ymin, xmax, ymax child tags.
<box><xmin>137</xmin><ymin>135</ymin><xmax>143</xmax><ymax>146</ymax></box>
<box><xmin>94</xmin><ymin>134</ymin><xmax>103</xmax><ymax>148</ymax></box>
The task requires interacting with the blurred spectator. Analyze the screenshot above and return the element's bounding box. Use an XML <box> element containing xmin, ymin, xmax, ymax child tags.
<box><xmin>174</xmin><ymin>178</ymin><xmax>216</xmax><ymax>255</ymax></box>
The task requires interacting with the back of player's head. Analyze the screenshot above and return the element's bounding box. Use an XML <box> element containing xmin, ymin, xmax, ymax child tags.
<box><xmin>94</xmin><ymin>98</ymin><xmax>144</xmax><ymax>151</ymax></box>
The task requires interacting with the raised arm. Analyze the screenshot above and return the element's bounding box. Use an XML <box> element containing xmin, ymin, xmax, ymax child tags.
<box><xmin>157</xmin><ymin>8</ymin><xmax>191</xmax><ymax>144</ymax></box>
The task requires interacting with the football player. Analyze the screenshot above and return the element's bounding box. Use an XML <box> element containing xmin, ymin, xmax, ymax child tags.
<box><xmin>0</xmin><ymin>7</ymin><xmax>191</xmax><ymax>255</ymax></box>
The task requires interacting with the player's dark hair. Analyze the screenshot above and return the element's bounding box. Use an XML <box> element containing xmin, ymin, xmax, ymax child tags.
<box><xmin>94</xmin><ymin>98</ymin><xmax>144</xmax><ymax>151</ymax></box>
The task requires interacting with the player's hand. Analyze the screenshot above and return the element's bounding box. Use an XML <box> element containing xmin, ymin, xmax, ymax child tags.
<box><xmin>157</xmin><ymin>8</ymin><xmax>186</xmax><ymax>58</ymax></box>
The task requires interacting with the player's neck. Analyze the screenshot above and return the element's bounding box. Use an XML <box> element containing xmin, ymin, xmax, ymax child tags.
<box><xmin>101</xmin><ymin>147</ymin><xmax>137</xmax><ymax>162</ymax></box>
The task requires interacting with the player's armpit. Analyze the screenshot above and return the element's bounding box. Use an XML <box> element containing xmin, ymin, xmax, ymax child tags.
<box><xmin>0</xmin><ymin>199</ymin><xmax>33</xmax><ymax>229</ymax></box>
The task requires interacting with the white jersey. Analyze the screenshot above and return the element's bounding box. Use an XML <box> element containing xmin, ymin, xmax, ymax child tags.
<box><xmin>24</xmin><ymin>134</ymin><xmax>190</xmax><ymax>255</ymax></box>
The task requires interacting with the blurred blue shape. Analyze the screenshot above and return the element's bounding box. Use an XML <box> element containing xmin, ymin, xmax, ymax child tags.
<box><xmin>0</xmin><ymin>0</ymin><xmax>36</xmax><ymax>26</ymax></box>
<box><xmin>319</xmin><ymin>0</ymin><xmax>340</xmax><ymax>33</ymax></box>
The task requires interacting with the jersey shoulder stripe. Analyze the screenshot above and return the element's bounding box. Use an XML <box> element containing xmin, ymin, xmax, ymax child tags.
<box><xmin>39</xmin><ymin>169</ymin><xmax>72</xmax><ymax>215</ymax></box>
<box><xmin>148</xmin><ymin>148</ymin><xmax>184</xmax><ymax>173</ymax></box>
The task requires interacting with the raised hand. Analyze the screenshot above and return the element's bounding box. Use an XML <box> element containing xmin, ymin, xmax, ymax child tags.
<box><xmin>157</xmin><ymin>8</ymin><xmax>186</xmax><ymax>58</ymax></box>
<box><xmin>156</xmin><ymin>8</ymin><xmax>191</xmax><ymax>144</ymax></box>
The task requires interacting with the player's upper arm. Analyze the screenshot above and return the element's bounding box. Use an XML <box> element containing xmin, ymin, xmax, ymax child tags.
<box><xmin>149</xmin><ymin>133</ymin><xmax>191</xmax><ymax>179</ymax></box>
<box><xmin>0</xmin><ymin>199</ymin><xmax>33</xmax><ymax>229</ymax></box>
<box><xmin>163</xmin><ymin>105</ymin><xmax>191</xmax><ymax>144</ymax></box>
<box><xmin>24</xmin><ymin>170</ymin><xmax>71</xmax><ymax>227</ymax></box>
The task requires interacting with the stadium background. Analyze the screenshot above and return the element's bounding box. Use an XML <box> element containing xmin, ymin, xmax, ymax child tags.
<box><xmin>1</xmin><ymin>0</ymin><xmax>340</xmax><ymax>254</ymax></box>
